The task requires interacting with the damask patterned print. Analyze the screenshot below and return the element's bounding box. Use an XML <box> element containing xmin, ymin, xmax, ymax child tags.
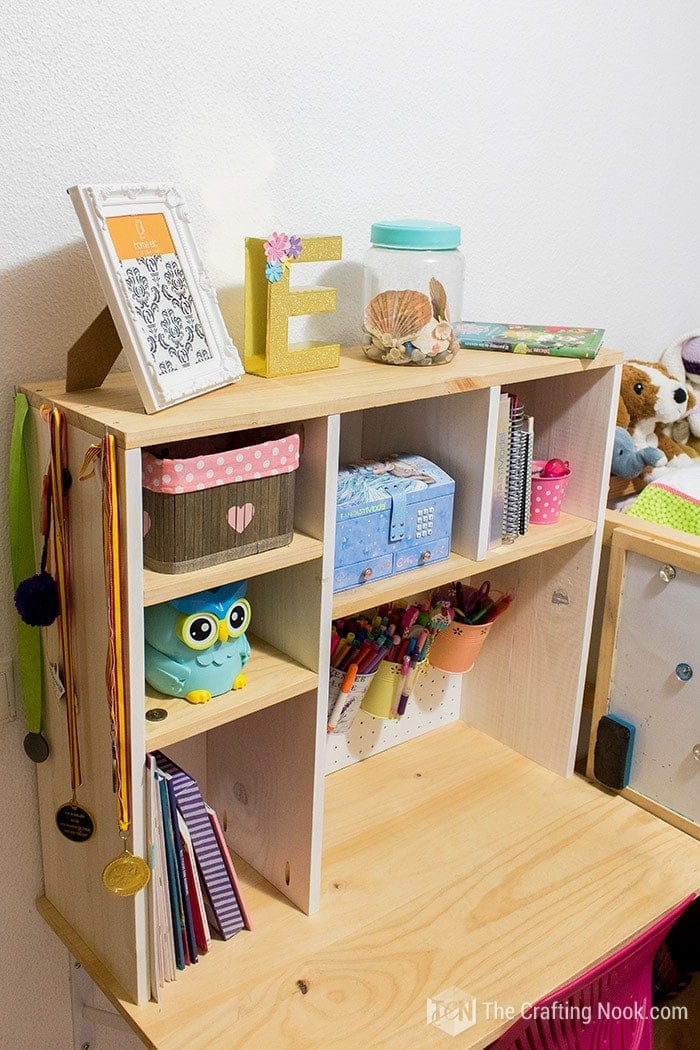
<box><xmin>121</xmin><ymin>253</ymin><xmax>212</xmax><ymax>376</ymax></box>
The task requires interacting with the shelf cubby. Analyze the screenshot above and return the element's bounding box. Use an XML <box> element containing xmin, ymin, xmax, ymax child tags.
<box><xmin>145</xmin><ymin>635</ymin><xmax>320</xmax><ymax>750</ymax></box>
<box><xmin>143</xmin><ymin>532</ymin><xmax>324</xmax><ymax>607</ymax></box>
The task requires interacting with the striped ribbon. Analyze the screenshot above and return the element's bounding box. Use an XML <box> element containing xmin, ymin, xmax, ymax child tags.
<box><xmin>80</xmin><ymin>436</ymin><xmax>131</xmax><ymax>835</ymax></box>
<box><xmin>101</xmin><ymin>434</ymin><xmax>130</xmax><ymax>834</ymax></box>
<box><xmin>43</xmin><ymin>405</ymin><xmax>82</xmax><ymax>791</ymax></box>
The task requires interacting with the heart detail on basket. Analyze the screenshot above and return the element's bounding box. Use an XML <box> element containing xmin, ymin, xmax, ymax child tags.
<box><xmin>228</xmin><ymin>503</ymin><xmax>255</xmax><ymax>533</ymax></box>
<box><xmin>143</xmin><ymin>511</ymin><xmax>151</xmax><ymax>536</ymax></box>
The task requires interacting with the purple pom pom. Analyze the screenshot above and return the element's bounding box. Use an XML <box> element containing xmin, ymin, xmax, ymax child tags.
<box><xmin>14</xmin><ymin>572</ymin><xmax>60</xmax><ymax>627</ymax></box>
<box><xmin>682</xmin><ymin>336</ymin><xmax>700</xmax><ymax>378</ymax></box>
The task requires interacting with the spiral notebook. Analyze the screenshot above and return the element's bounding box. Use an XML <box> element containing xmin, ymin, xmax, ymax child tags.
<box><xmin>519</xmin><ymin>416</ymin><xmax>534</xmax><ymax>533</ymax></box>
<box><xmin>488</xmin><ymin>391</ymin><xmax>512</xmax><ymax>549</ymax></box>
<box><xmin>502</xmin><ymin>395</ymin><xmax>533</xmax><ymax>541</ymax></box>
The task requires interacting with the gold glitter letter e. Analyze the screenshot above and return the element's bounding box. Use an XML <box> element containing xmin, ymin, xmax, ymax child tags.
<box><xmin>244</xmin><ymin>236</ymin><xmax>342</xmax><ymax>377</ymax></box>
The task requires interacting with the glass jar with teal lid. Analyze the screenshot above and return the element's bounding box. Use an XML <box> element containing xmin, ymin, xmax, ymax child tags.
<box><xmin>362</xmin><ymin>220</ymin><xmax>465</xmax><ymax>366</ymax></box>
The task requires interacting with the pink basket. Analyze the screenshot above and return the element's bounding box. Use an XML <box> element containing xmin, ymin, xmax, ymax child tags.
<box><xmin>529</xmin><ymin>461</ymin><xmax>571</xmax><ymax>525</ymax></box>
<box><xmin>489</xmin><ymin>895</ymin><xmax>693</xmax><ymax>1050</ymax></box>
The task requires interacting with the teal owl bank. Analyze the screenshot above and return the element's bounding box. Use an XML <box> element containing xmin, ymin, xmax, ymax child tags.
<box><xmin>144</xmin><ymin>580</ymin><xmax>251</xmax><ymax>704</ymax></box>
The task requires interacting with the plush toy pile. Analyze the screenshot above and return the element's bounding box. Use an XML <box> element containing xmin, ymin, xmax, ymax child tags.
<box><xmin>660</xmin><ymin>332</ymin><xmax>700</xmax><ymax>454</ymax></box>
<box><xmin>611</xmin><ymin>427</ymin><xmax>662</xmax><ymax>479</ymax></box>
<box><xmin>613</xmin><ymin>355</ymin><xmax>698</xmax><ymax>482</ymax></box>
<box><xmin>608</xmin><ymin>335</ymin><xmax>700</xmax><ymax>530</ymax></box>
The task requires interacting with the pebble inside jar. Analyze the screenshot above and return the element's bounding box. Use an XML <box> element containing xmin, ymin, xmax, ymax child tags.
<box><xmin>362</xmin><ymin>220</ymin><xmax>465</xmax><ymax>366</ymax></box>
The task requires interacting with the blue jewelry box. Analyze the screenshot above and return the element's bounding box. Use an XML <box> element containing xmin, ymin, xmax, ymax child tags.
<box><xmin>333</xmin><ymin>454</ymin><xmax>455</xmax><ymax>592</ymax></box>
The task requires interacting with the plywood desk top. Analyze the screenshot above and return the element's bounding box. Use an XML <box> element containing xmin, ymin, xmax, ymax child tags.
<box><xmin>39</xmin><ymin>721</ymin><xmax>700</xmax><ymax>1049</ymax></box>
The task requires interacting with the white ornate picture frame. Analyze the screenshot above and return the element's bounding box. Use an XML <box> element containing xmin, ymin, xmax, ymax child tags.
<box><xmin>68</xmin><ymin>184</ymin><xmax>243</xmax><ymax>413</ymax></box>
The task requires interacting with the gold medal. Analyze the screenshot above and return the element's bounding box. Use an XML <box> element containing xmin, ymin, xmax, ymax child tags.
<box><xmin>102</xmin><ymin>847</ymin><xmax>151</xmax><ymax>896</ymax></box>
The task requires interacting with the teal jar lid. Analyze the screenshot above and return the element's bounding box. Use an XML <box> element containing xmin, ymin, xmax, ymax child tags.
<box><xmin>370</xmin><ymin>219</ymin><xmax>461</xmax><ymax>251</ymax></box>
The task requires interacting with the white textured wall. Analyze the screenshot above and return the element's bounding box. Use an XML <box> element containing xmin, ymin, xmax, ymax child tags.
<box><xmin>1</xmin><ymin>2</ymin><xmax>698</xmax><ymax>1046</ymax></box>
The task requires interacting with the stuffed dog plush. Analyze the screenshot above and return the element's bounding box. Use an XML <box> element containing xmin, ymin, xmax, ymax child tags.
<box><xmin>617</xmin><ymin>360</ymin><xmax>698</xmax><ymax>466</ymax></box>
<box><xmin>660</xmin><ymin>333</ymin><xmax>700</xmax><ymax>453</ymax></box>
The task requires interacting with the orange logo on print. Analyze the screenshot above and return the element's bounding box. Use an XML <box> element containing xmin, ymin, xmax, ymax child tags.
<box><xmin>106</xmin><ymin>213</ymin><xmax>176</xmax><ymax>260</ymax></box>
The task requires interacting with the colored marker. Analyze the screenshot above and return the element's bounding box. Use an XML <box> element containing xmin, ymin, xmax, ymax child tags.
<box><xmin>328</xmin><ymin>662</ymin><xmax>359</xmax><ymax>731</ymax></box>
<box><xmin>394</xmin><ymin>655</ymin><xmax>411</xmax><ymax>716</ymax></box>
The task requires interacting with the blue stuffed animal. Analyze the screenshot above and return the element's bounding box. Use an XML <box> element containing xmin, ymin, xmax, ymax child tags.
<box><xmin>144</xmin><ymin>580</ymin><xmax>251</xmax><ymax>703</ymax></box>
<box><xmin>611</xmin><ymin>426</ymin><xmax>664</xmax><ymax>478</ymax></box>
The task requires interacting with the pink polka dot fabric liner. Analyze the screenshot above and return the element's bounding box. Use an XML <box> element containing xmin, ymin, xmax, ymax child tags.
<box><xmin>529</xmin><ymin>461</ymin><xmax>571</xmax><ymax>525</ymax></box>
<box><xmin>142</xmin><ymin>435</ymin><xmax>300</xmax><ymax>494</ymax></box>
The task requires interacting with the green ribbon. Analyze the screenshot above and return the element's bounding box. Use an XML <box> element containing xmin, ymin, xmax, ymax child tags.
<box><xmin>9</xmin><ymin>393</ymin><xmax>45</xmax><ymax>735</ymax></box>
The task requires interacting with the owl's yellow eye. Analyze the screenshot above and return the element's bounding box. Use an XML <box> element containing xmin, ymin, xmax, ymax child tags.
<box><xmin>177</xmin><ymin>612</ymin><xmax>219</xmax><ymax>650</ymax></box>
<box><xmin>226</xmin><ymin>599</ymin><xmax>251</xmax><ymax>638</ymax></box>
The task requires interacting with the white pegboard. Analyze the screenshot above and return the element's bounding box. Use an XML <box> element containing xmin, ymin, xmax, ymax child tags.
<box><xmin>325</xmin><ymin>664</ymin><xmax>462</xmax><ymax>772</ymax></box>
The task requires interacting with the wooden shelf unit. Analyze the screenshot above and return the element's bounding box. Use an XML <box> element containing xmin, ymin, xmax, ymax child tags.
<box><xmin>21</xmin><ymin>345</ymin><xmax>700</xmax><ymax>1048</ymax></box>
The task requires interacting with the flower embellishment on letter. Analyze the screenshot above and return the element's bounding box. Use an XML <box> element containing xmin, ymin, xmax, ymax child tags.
<box><xmin>263</xmin><ymin>232</ymin><xmax>303</xmax><ymax>282</ymax></box>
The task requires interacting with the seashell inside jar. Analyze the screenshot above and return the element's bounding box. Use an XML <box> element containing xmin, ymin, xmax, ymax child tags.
<box><xmin>363</xmin><ymin>281</ymin><xmax>457</xmax><ymax>366</ymax></box>
<box><xmin>362</xmin><ymin>221</ymin><xmax>465</xmax><ymax>366</ymax></box>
